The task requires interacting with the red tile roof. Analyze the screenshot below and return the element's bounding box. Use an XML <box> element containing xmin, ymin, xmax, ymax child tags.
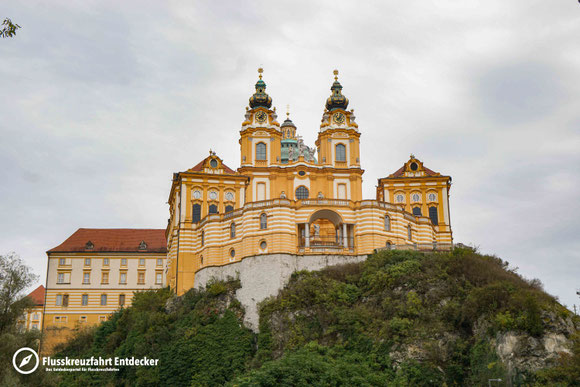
<box><xmin>47</xmin><ymin>228</ymin><xmax>167</xmax><ymax>253</ymax></box>
<box><xmin>27</xmin><ymin>285</ymin><xmax>45</xmax><ymax>306</ymax></box>
<box><xmin>187</xmin><ymin>156</ymin><xmax>237</xmax><ymax>174</ymax></box>
<box><xmin>389</xmin><ymin>165</ymin><xmax>439</xmax><ymax>178</ymax></box>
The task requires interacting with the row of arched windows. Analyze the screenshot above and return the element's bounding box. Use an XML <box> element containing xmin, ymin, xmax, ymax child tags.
<box><xmin>192</xmin><ymin>204</ymin><xmax>235</xmax><ymax>223</ymax></box>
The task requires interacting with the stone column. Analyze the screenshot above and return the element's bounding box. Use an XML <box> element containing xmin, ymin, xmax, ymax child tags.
<box><xmin>305</xmin><ymin>224</ymin><xmax>310</xmax><ymax>248</ymax></box>
<box><xmin>343</xmin><ymin>223</ymin><xmax>348</xmax><ymax>248</ymax></box>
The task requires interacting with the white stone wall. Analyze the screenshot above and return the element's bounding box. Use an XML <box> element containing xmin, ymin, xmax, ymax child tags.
<box><xmin>194</xmin><ymin>253</ymin><xmax>368</xmax><ymax>331</ymax></box>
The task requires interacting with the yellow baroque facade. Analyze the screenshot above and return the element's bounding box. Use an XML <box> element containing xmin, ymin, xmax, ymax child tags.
<box><xmin>166</xmin><ymin>69</ymin><xmax>453</xmax><ymax>295</ymax></box>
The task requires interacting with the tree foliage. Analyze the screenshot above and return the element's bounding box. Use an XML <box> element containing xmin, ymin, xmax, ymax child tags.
<box><xmin>0</xmin><ymin>252</ymin><xmax>38</xmax><ymax>334</ymax></box>
<box><xmin>1</xmin><ymin>18</ymin><xmax>21</xmax><ymax>38</ymax></box>
<box><xmin>50</xmin><ymin>249</ymin><xmax>579</xmax><ymax>386</ymax></box>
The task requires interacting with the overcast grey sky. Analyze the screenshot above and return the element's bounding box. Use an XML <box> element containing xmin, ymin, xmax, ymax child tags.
<box><xmin>1</xmin><ymin>1</ymin><xmax>579</xmax><ymax>308</ymax></box>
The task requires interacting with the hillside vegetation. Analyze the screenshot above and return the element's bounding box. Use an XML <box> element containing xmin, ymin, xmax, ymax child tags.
<box><xmin>51</xmin><ymin>248</ymin><xmax>579</xmax><ymax>386</ymax></box>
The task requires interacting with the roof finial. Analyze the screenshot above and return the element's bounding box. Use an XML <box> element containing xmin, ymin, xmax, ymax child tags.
<box><xmin>286</xmin><ymin>104</ymin><xmax>290</xmax><ymax>118</ymax></box>
<box><xmin>258</xmin><ymin>67</ymin><xmax>263</xmax><ymax>80</ymax></box>
<box><xmin>333</xmin><ymin>69</ymin><xmax>339</xmax><ymax>81</ymax></box>
<box><xmin>410</xmin><ymin>153</ymin><xmax>415</xmax><ymax>159</ymax></box>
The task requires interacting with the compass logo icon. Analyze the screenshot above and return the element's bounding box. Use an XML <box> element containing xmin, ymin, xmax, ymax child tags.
<box><xmin>13</xmin><ymin>347</ymin><xmax>39</xmax><ymax>374</ymax></box>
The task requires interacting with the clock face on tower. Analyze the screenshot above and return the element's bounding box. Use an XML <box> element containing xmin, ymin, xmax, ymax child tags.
<box><xmin>333</xmin><ymin>112</ymin><xmax>345</xmax><ymax>124</ymax></box>
<box><xmin>255</xmin><ymin>111</ymin><xmax>267</xmax><ymax>123</ymax></box>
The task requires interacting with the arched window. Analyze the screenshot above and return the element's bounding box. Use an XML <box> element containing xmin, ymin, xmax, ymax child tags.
<box><xmin>413</xmin><ymin>207</ymin><xmax>422</xmax><ymax>216</ymax></box>
<box><xmin>209</xmin><ymin>204</ymin><xmax>218</xmax><ymax>214</ymax></box>
<box><xmin>225</xmin><ymin>205</ymin><xmax>234</xmax><ymax>213</ymax></box>
<box><xmin>295</xmin><ymin>186</ymin><xmax>309</xmax><ymax>200</ymax></box>
<box><xmin>386</xmin><ymin>241</ymin><xmax>392</xmax><ymax>250</ymax></box>
<box><xmin>335</xmin><ymin>144</ymin><xmax>346</xmax><ymax>162</ymax></box>
<box><xmin>256</xmin><ymin>142</ymin><xmax>267</xmax><ymax>160</ymax></box>
<box><xmin>200</xmin><ymin>255</ymin><xmax>203</xmax><ymax>265</ymax></box>
<box><xmin>230</xmin><ymin>223</ymin><xmax>236</xmax><ymax>239</ymax></box>
<box><xmin>201</xmin><ymin>231</ymin><xmax>204</xmax><ymax>246</ymax></box>
<box><xmin>384</xmin><ymin>215</ymin><xmax>391</xmax><ymax>231</ymax></box>
<box><xmin>260</xmin><ymin>213</ymin><xmax>267</xmax><ymax>229</ymax></box>
<box><xmin>192</xmin><ymin>203</ymin><xmax>201</xmax><ymax>223</ymax></box>
<box><xmin>429</xmin><ymin>206</ymin><xmax>438</xmax><ymax>225</ymax></box>
<box><xmin>407</xmin><ymin>225</ymin><xmax>412</xmax><ymax>240</ymax></box>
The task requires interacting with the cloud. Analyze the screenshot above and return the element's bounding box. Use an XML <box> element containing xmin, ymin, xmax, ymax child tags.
<box><xmin>1</xmin><ymin>0</ymin><xmax>579</xmax><ymax>308</ymax></box>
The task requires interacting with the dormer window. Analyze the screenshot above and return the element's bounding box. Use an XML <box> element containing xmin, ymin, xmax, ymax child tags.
<box><xmin>410</xmin><ymin>162</ymin><xmax>418</xmax><ymax>171</ymax></box>
<box><xmin>139</xmin><ymin>241</ymin><xmax>147</xmax><ymax>250</ymax></box>
<box><xmin>210</xmin><ymin>159</ymin><xmax>218</xmax><ymax>168</ymax></box>
<box><xmin>85</xmin><ymin>241</ymin><xmax>94</xmax><ymax>250</ymax></box>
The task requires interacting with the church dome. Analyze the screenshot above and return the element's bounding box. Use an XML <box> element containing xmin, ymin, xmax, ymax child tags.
<box><xmin>281</xmin><ymin>117</ymin><xmax>296</xmax><ymax>128</ymax></box>
<box><xmin>325</xmin><ymin>70</ymin><xmax>349</xmax><ymax>111</ymax></box>
<box><xmin>249</xmin><ymin>68</ymin><xmax>272</xmax><ymax>109</ymax></box>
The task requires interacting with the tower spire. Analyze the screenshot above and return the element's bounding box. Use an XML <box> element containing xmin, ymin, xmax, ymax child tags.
<box><xmin>249</xmin><ymin>67</ymin><xmax>272</xmax><ymax>109</ymax></box>
<box><xmin>325</xmin><ymin>69</ymin><xmax>349</xmax><ymax>111</ymax></box>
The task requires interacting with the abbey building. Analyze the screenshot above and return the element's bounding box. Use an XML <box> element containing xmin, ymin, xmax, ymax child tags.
<box><xmin>41</xmin><ymin>69</ymin><xmax>452</xmax><ymax>350</ymax></box>
<box><xmin>165</xmin><ymin>69</ymin><xmax>453</xmax><ymax>295</ymax></box>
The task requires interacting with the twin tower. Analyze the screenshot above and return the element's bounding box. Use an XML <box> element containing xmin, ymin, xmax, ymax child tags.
<box><xmin>165</xmin><ymin>69</ymin><xmax>453</xmax><ymax>296</ymax></box>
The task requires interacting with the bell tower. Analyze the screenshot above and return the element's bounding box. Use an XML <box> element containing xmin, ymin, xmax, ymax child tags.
<box><xmin>315</xmin><ymin>70</ymin><xmax>361</xmax><ymax>169</ymax></box>
<box><xmin>239</xmin><ymin>68</ymin><xmax>282</xmax><ymax>167</ymax></box>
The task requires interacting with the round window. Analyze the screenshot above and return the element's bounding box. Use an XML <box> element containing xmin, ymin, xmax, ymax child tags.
<box><xmin>225</xmin><ymin>192</ymin><xmax>234</xmax><ymax>201</ymax></box>
<box><xmin>396</xmin><ymin>194</ymin><xmax>404</xmax><ymax>203</ymax></box>
<box><xmin>412</xmin><ymin>193</ymin><xmax>420</xmax><ymax>202</ymax></box>
<box><xmin>230</xmin><ymin>249</ymin><xmax>235</xmax><ymax>258</ymax></box>
<box><xmin>428</xmin><ymin>193</ymin><xmax>437</xmax><ymax>201</ymax></box>
<box><xmin>298</xmin><ymin>171</ymin><xmax>306</xmax><ymax>176</ymax></box>
<box><xmin>210</xmin><ymin>159</ymin><xmax>218</xmax><ymax>168</ymax></box>
<box><xmin>209</xmin><ymin>191</ymin><xmax>218</xmax><ymax>200</ymax></box>
<box><xmin>260</xmin><ymin>241</ymin><xmax>267</xmax><ymax>250</ymax></box>
<box><xmin>193</xmin><ymin>190</ymin><xmax>202</xmax><ymax>199</ymax></box>
<box><xmin>410</xmin><ymin>162</ymin><xmax>418</xmax><ymax>171</ymax></box>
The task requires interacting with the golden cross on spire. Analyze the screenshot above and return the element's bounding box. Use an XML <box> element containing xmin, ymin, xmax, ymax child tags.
<box><xmin>333</xmin><ymin>69</ymin><xmax>339</xmax><ymax>81</ymax></box>
<box><xmin>258</xmin><ymin>67</ymin><xmax>263</xmax><ymax>80</ymax></box>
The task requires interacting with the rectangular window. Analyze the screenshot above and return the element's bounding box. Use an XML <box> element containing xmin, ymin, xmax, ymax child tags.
<box><xmin>156</xmin><ymin>258</ymin><xmax>163</xmax><ymax>266</ymax></box>
<box><xmin>79</xmin><ymin>316</ymin><xmax>87</xmax><ymax>323</ymax></box>
<box><xmin>83</xmin><ymin>272</ymin><xmax>90</xmax><ymax>284</ymax></box>
<box><xmin>33</xmin><ymin>313</ymin><xmax>40</xmax><ymax>320</ymax></box>
<box><xmin>99</xmin><ymin>316</ymin><xmax>106</xmax><ymax>322</ymax></box>
<box><xmin>84</xmin><ymin>258</ymin><xmax>91</xmax><ymax>266</ymax></box>
<box><xmin>56</xmin><ymin>294</ymin><xmax>62</xmax><ymax>306</ymax></box>
<box><xmin>32</xmin><ymin>323</ymin><xmax>39</xmax><ymax>330</ymax></box>
<box><xmin>121</xmin><ymin>258</ymin><xmax>127</xmax><ymax>266</ymax></box>
<box><xmin>119</xmin><ymin>294</ymin><xmax>125</xmax><ymax>306</ymax></box>
<box><xmin>100</xmin><ymin>294</ymin><xmax>107</xmax><ymax>306</ymax></box>
<box><xmin>337</xmin><ymin>184</ymin><xmax>347</xmax><ymax>199</ymax></box>
<box><xmin>57</xmin><ymin>273</ymin><xmax>64</xmax><ymax>284</ymax></box>
<box><xmin>156</xmin><ymin>273</ymin><xmax>162</xmax><ymax>285</ymax></box>
<box><xmin>255</xmin><ymin>142</ymin><xmax>267</xmax><ymax>160</ymax></box>
<box><xmin>139</xmin><ymin>258</ymin><xmax>145</xmax><ymax>266</ymax></box>
<box><xmin>62</xmin><ymin>294</ymin><xmax>69</xmax><ymax>307</ymax></box>
<box><xmin>54</xmin><ymin>316</ymin><xmax>61</xmax><ymax>323</ymax></box>
<box><xmin>138</xmin><ymin>272</ymin><xmax>145</xmax><ymax>284</ymax></box>
<box><xmin>335</xmin><ymin>143</ymin><xmax>346</xmax><ymax>162</ymax></box>
<box><xmin>429</xmin><ymin>206</ymin><xmax>439</xmax><ymax>226</ymax></box>
<box><xmin>103</xmin><ymin>258</ymin><xmax>109</xmax><ymax>266</ymax></box>
<box><xmin>257</xmin><ymin>182</ymin><xmax>266</xmax><ymax>201</ymax></box>
<box><xmin>82</xmin><ymin>294</ymin><xmax>88</xmax><ymax>306</ymax></box>
<box><xmin>59</xmin><ymin>258</ymin><xmax>65</xmax><ymax>266</ymax></box>
<box><xmin>120</xmin><ymin>272</ymin><xmax>127</xmax><ymax>284</ymax></box>
<box><xmin>102</xmin><ymin>272</ymin><xmax>109</xmax><ymax>284</ymax></box>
